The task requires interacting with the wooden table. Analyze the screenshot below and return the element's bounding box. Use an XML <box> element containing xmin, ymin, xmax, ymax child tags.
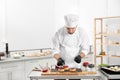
<box><xmin>28</xmin><ymin>70</ymin><xmax>103</xmax><ymax>80</ymax></box>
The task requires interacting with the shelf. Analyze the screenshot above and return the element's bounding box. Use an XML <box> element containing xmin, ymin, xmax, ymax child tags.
<box><xmin>104</xmin><ymin>33</ymin><xmax>120</xmax><ymax>36</ymax></box>
<box><xmin>111</xmin><ymin>55</ymin><xmax>120</xmax><ymax>58</ymax></box>
<box><xmin>96</xmin><ymin>33</ymin><xmax>120</xmax><ymax>37</ymax></box>
<box><xmin>97</xmin><ymin>43</ymin><xmax>120</xmax><ymax>46</ymax></box>
<box><xmin>94</xmin><ymin>16</ymin><xmax>120</xmax><ymax>66</ymax></box>
<box><xmin>109</xmin><ymin>44</ymin><xmax>120</xmax><ymax>46</ymax></box>
<box><xmin>96</xmin><ymin>55</ymin><xmax>120</xmax><ymax>58</ymax></box>
<box><xmin>96</xmin><ymin>37</ymin><xmax>101</xmax><ymax>39</ymax></box>
<box><xmin>96</xmin><ymin>55</ymin><xmax>106</xmax><ymax>57</ymax></box>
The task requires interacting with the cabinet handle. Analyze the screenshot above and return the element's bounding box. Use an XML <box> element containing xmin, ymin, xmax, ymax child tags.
<box><xmin>9</xmin><ymin>72</ymin><xmax>12</xmax><ymax>80</ymax></box>
<box><xmin>8</xmin><ymin>72</ymin><xmax>9</xmax><ymax>80</ymax></box>
<box><xmin>8</xmin><ymin>72</ymin><xmax>12</xmax><ymax>80</ymax></box>
<box><xmin>1</xmin><ymin>65</ymin><xmax>17</xmax><ymax>69</ymax></box>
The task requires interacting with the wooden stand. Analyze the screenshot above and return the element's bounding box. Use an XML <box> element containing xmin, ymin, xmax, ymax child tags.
<box><xmin>94</xmin><ymin>16</ymin><xmax>120</xmax><ymax>66</ymax></box>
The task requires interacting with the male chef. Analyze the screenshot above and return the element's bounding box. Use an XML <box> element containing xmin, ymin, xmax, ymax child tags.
<box><xmin>52</xmin><ymin>14</ymin><xmax>89</xmax><ymax>80</ymax></box>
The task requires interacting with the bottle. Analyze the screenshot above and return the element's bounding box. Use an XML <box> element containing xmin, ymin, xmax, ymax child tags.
<box><xmin>5</xmin><ymin>43</ymin><xmax>9</xmax><ymax>57</ymax></box>
<box><xmin>88</xmin><ymin>45</ymin><xmax>93</xmax><ymax>54</ymax></box>
<box><xmin>99</xmin><ymin>51</ymin><xmax>106</xmax><ymax>56</ymax></box>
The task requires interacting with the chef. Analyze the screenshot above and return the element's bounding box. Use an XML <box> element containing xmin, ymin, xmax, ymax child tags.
<box><xmin>52</xmin><ymin>14</ymin><xmax>89</xmax><ymax>80</ymax></box>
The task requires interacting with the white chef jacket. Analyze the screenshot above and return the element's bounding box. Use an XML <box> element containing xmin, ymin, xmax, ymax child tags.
<box><xmin>52</xmin><ymin>27</ymin><xmax>89</xmax><ymax>68</ymax></box>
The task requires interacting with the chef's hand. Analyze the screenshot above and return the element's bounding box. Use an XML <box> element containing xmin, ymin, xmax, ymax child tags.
<box><xmin>74</xmin><ymin>55</ymin><xmax>81</xmax><ymax>63</ymax></box>
<box><xmin>57</xmin><ymin>58</ymin><xmax>65</xmax><ymax>66</ymax></box>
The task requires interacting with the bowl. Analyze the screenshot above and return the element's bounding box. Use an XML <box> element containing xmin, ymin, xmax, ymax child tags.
<box><xmin>42</xmin><ymin>69</ymin><xmax>48</xmax><ymax>72</ymax></box>
<box><xmin>13</xmin><ymin>54</ymin><xmax>21</xmax><ymax>59</ymax></box>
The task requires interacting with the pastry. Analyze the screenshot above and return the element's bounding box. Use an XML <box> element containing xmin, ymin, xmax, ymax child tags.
<box><xmin>70</xmin><ymin>68</ymin><xmax>76</xmax><ymax>72</ymax></box>
<box><xmin>58</xmin><ymin>66</ymin><xmax>64</xmax><ymax>72</ymax></box>
<box><xmin>63</xmin><ymin>65</ymin><xmax>69</xmax><ymax>70</ymax></box>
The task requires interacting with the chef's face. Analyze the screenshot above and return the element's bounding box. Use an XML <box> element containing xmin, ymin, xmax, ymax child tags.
<box><xmin>66</xmin><ymin>27</ymin><xmax>77</xmax><ymax>34</ymax></box>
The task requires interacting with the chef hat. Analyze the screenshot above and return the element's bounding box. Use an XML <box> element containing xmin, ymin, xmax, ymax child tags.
<box><xmin>64</xmin><ymin>14</ymin><xmax>79</xmax><ymax>28</ymax></box>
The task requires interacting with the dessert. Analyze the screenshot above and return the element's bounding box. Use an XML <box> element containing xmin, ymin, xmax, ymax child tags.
<box><xmin>83</xmin><ymin>62</ymin><xmax>89</xmax><ymax>71</ymax></box>
<box><xmin>107</xmin><ymin>66</ymin><xmax>120</xmax><ymax>71</ymax></box>
<box><xmin>88</xmin><ymin>64</ymin><xmax>94</xmax><ymax>68</ymax></box>
<box><xmin>58</xmin><ymin>66</ymin><xmax>64</xmax><ymax>72</ymax></box>
<box><xmin>70</xmin><ymin>68</ymin><xmax>76</xmax><ymax>72</ymax></box>
<box><xmin>88</xmin><ymin>64</ymin><xmax>94</xmax><ymax>71</ymax></box>
<box><xmin>42</xmin><ymin>69</ymin><xmax>48</xmax><ymax>72</ymax></box>
<box><xmin>55</xmin><ymin>65</ymin><xmax>60</xmax><ymax>69</ymax></box>
<box><xmin>83</xmin><ymin>62</ymin><xmax>89</xmax><ymax>67</ymax></box>
<box><xmin>63</xmin><ymin>65</ymin><xmax>69</xmax><ymax>71</ymax></box>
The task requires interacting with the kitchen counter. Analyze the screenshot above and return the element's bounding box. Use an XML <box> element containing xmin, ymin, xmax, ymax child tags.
<box><xmin>0</xmin><ymin>54</ymin><xmax>56</xmax><ymax>80</ymax></box>
<box><xmin>0</xmin><ymin>55</ymin><xmax>53</xmax><ymax>64</ymax></box>
<box><xmin>28</xmin><ymin>70</ymin><xmax>102</xmax><ymax>80</ymax></box>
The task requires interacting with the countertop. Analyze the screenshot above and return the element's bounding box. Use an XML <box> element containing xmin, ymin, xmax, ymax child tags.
<box><xmin>28</xmin><ymin>70</ymin><xmax>102</xmax><ymax>80</ymax></box>
<box><xmin>0</xmin><ymin>55</ymin><xmax>53</xmax><ymax>64</ymax></box>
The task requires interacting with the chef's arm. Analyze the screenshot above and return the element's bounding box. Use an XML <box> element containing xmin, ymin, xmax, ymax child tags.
<box><xmin>80</xmin><ymin>31</ymin><xmax>89</xmax><ymax>58</ymax></box>
<box><xmin>52</xmin><ymin>32</ymin><xmax>60</xmax><ymax>60</ymax></box>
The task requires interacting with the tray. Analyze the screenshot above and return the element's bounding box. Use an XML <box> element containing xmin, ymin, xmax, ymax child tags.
<box><xmin>42</xmin><ymin>69</ymin><xmax>96</xmax><ymax>75</ymax></box>
<box><xmin>100</xmin><ymin>65</ymin><xmax>120</xmax><ymax>74</ymax></box>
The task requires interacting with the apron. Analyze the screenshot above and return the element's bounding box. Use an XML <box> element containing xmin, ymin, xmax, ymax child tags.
<box><xmin>60</xmin><ymin>30</ymin><xmax>82</xmax><ymax>68</ymax></box>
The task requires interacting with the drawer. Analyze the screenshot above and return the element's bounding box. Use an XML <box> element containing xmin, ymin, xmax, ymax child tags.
<box><xmin>0</xmin><ymin>62</ymin><xmax>24</xmax><ymax>72</ymax></box>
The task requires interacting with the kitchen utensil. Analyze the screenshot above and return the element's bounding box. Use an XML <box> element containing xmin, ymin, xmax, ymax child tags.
<box><xmin>12</xmin><ymin>53</ymin><xmax>21</xmax><ymax>59</ymax></box>
<box><xmin>83</xmin><ymin>62</ymin><xmax>89</xmax><ymax>71</ymax></box>
<box><xmin>39</xmin><ymin>63</ymin><xmax>50</xmax><ymax>72</ymax></box>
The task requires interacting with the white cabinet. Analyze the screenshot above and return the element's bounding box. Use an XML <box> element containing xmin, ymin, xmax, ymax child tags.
<box><xmin>0</xmin><ymin>72</ymin><xmax>8</xmax><ymax>80</ymax></box>
<box><xmin>0</xmin><ymin>57</ymin><xmax>56</xmax><ymax>80</ymax></box>
<box><xmin>12</xmin><ymin>70</ymin><xmax>24</xmax><ymax>80</ymax></box>
<box><xmin>0</xmin><ymin>62</ymin><xmax>24</xmax><ymax>80</ymax></box>
<box><xmin>24</xmin><ymin>60</ymin><xmax>40</xmax><ymax>80</ymax></box>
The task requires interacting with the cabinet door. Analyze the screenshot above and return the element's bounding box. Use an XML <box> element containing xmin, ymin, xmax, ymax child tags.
<box><xmin>0</xmin><ymin>72</ymin><xmax>8</xmax><ymax>80</ymax></box>
<box><xmin>11</xmin><ymin>70</ymin><xmax>24</xmax><ymax>80</ymax></box>
<box><xmin>25</xmin><ymin>60</ymin><xmax>40</xmax><ymax>80</ymax></box>
<box><xmin>0</xmin><ymin>62</ymin><xmax>24</xmax><ymax>72</ymax></box>
<box><xmin>0</xmin><ymin>62</ymin><xmax>24</xmax><ymax>80</ymax></box>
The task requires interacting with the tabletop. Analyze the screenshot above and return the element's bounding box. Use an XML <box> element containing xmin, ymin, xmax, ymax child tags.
<box><xmin>28</xmin><ymin>70</ymin><xmax>103</xmax><ymax>80</ymax></box>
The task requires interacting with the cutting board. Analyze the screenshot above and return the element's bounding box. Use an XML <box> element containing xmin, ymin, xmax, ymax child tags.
<box><xmin>42</xmin><ymin>70</ymin><xmax>96</xmax><ymax>75</ymax></box>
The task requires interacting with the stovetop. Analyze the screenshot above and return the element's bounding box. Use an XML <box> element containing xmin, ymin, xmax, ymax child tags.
<box><xmin>100</xmin><ymin>65</ymin><xmax>120</xmax><ymax>79</ymax></box>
